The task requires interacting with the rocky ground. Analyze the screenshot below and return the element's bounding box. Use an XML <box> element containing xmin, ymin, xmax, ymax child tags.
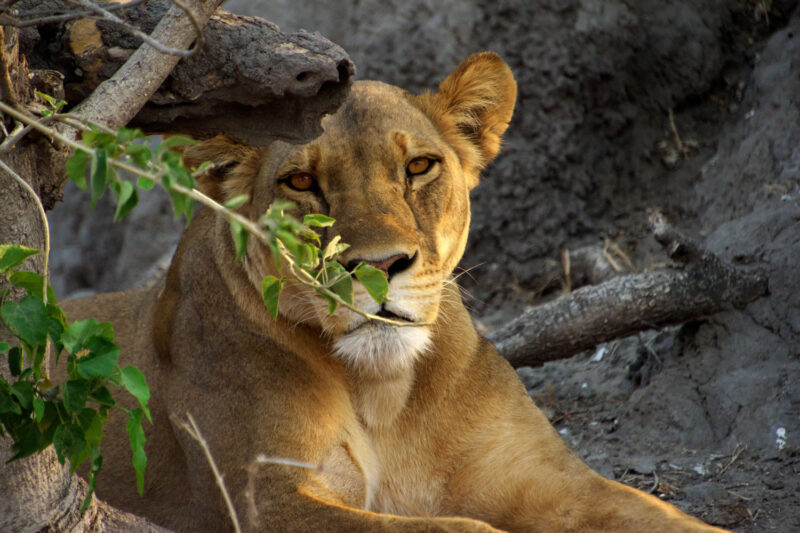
<box><xmin>49</xmin><ymin>1</ymin><xmax>799</xmax><ymax>530</ymax></box>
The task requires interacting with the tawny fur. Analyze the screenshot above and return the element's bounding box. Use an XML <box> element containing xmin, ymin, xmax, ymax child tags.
<box><xmin>60</xmin><ymin>53</ymin><xmax>727</xmax><ymax>532</ymax></box>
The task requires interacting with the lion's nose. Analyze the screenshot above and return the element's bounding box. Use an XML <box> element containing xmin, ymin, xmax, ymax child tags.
<box><xmin>347</xmin><ymin>253</ymin><xmax>416</xmax><ymax>281</ymax></box>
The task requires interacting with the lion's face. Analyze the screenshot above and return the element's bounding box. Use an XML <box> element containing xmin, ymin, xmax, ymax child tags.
<box><xmin>186</xmin><ymin>53</ymin><xmax>516</xmax><ymax>377</ymax></box>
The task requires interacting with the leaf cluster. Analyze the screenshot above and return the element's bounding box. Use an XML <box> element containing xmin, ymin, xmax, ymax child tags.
<box><xmin>66</xmin><ymin>126</ymin><xmax>197</xmax><ymax>222</ymax></box>
<box><xmin>0</xmin><ymin>246</ymin><xmax>150</xmax><ymax>510</ymax></box>
<box><xmin>64</xmin><ymin>121</ymin><xmax>395</xmax><ymax>325</ymax></box>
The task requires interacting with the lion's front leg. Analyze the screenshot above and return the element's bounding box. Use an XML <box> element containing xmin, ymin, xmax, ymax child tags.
<box><xmin>436</xmin><ymin>350</ymin><xmax>728</xmax><ymax>533</ymax></box>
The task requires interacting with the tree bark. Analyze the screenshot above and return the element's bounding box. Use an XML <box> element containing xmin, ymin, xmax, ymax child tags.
<box><xmin>490</xmin><ymin>213</ymin><xmax>769</xmax><ymax>367</ymax></box>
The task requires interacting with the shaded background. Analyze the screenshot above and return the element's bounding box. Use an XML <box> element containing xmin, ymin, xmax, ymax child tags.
<box><xmin>49</xmin><ymin>1</ymin><xmax>800</xmax><ymax>530</ymax></box>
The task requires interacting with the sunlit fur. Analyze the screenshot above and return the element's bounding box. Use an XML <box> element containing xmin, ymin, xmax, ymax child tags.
<box><xmin>334</xmin><ymin>323</ymin><xmax>432</xmax><ymax>376</ymax></box>
<box><xmin>59</xmin><ymin>53</ymin><xmax>728</xmax><ymax>533</ymax></box>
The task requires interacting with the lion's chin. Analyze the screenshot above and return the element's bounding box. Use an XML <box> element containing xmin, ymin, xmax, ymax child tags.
<box><xmin>333</xmin><ymin>322</ymin><xmax>431</xmax><ymax>376</ymax></box>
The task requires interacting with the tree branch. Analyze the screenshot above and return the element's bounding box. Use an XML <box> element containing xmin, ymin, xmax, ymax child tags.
<box><xmin>70</xmin><ymin>0</ymin><xmax>203</xmax><ymax>57</ymax></box>
<box><xmin>18</xmin><ymin>0</ymin><xmax>354</xmax><ymax>145</ymax></box>
<box><xmin>490</xmin><ymin>212</ymin><xmax>769</xmax><ymax>367</ymax></box>
<box><xmin>71</xmin><ymin>0</ymin><xmax>224</xmax><ymax>130</ymax></box>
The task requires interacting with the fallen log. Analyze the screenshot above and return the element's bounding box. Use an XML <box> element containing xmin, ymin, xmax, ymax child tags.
<box><xmin>490</xmin><ymin>212</ymin><xmax>768</xmax><ymax>367</ymax></box>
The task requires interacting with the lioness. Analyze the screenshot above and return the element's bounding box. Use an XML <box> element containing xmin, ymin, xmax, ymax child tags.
<box><xmin>63</xmin><ymin>53</ymin><xmax>726</xmax><ymax>532</ymax></box>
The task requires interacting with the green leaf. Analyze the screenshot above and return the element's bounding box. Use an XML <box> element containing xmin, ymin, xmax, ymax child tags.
<box><xmin>9</xmin><ymin>270</ymin><xmax>45</xmax><ymax>299</ymax></box>
<box><xmin>10</xmin><ymin>380</ymin><xmax>34</xmax><ymax>410</ymax></box>
<box><xmin>32</xmin><ymin>397</ymin><xmax>45</xmax><ymax>422</ymax></box>
<box><xmin>261</xmin><ymin>276</ymin><xmax>283</xmax><ymax>318</ymax></box>
<box><xmin>116</xmin><ymin>127</ymin><xmax>145</xmax><ymax>145</ymax></box>
<box><xmin>0</xmin><ymin>244</ymin><xmax>38</xmax><ymax>274</ymax></box>
<box><xmin>158</xmin><ymin>135</ymin><xmax>195</xmax><ymax>154</ymax></box>
<box><xmin>136</xmin><ymin>175</ymin><xmax>155</xmax><ymax>190</ymax></box>
<box><xmin>323</xmin><ymin>236</ymin><xmax>350</xmax><ymax>260</ymax></box>
<box><xmin>127</xmin><ymin>144</ymin><xmax>152</xmax><ymax>171</ymax></box>
<box><xmin>269</xmin><ymin>199</ymin><xmax>296</xmax><ymax>213</ymax></box>
<box><xmin>66</xmin><ymin>150</ymin><xmax>89</xmax><ymax>190</ymax></box>
<box><xmin>121</xmin><ymin>366</ymin><xmax>150</xmax><ymax>413</ymax></box>
<box><xmin>303</xmin><ymin>213</ymin><xmax>335</xmax><ymax>228</ymax></box>
<box><xmin>326</xmin><ymin>263</ymin><xmax>354</xmax><ymax>307</ymax></box>
<box><xmin>302</xmin><ymin>243</ymin><xmax>319</xmax><ymax>269</ymax></box>
<box><xmin>354</xmin><ymin>263</ymin><xmax>390</xmax><ymax>304</ymax></box>
<box><xmin>1</xmin><ymin>294</ymin><xmax>49</xmax><ymax>347</ymax></box>
<box><xmin>76</xmin><ymin>336</ymin><xmax>120</xmax><ymax>379</ymax></box>
<box><xmin>230</xmin><ymin>220</ymin><xmax>249</xmax><ymax>260</ymax></box>
<box><xmin>47</xmin><ymin>303</ymin><xmax>67</xmax><ymax>348</ymax></box>
<box><xmin>113</xmin><ymin>181</ymin><xmax>138</xmax><ymax>221</ymax></box>
<box><xmin>35</xmin><ymin>90</ymin><xmax>57</xmax><ymax>107</ymax></box>
<box><xmin>8</xmin><ymin>346</ymin><xmax>22</xmax><ymax>376</ymax></box>
<box><xmin>127</xmin><ymin>408</ymin><xmax>147</xmax><ymax>495</ymax></box>
<box><xmin>10</xmin><ymin>420</ymin><xmax>44</xmax><ymax>460</ymax></box>
<box><xmin>63</xmin><ymin>380</ymin><xmax>89</xmax><ymax>413</ymax></box>
<box><xmin>89</xmin><ymin>385</ymin><xmax>115</xmax><ymax>408</ymax></box>
<box><xmin>224</xmin><ymin>194</ymin><xmax>250</xmax><ymax>209</ymax></box>
<box><xmin>90</xmin><ymin>149</ymin><xmax>109</xmax><ymax>207</ymax></box>
<box><xmin>315</xmin><ymin>288</ymin><xmax>338</xmax><ymax>315</ymax></box>
<box><xmin>276</xmin><ymin>230</ymin><xmax>304</xmax><ymax>263</ymax></box>
<box><xmin>0</xmin><ymin>341</ymin><xmax>8</xmax><ymax>352</ymax></box>
<box><xmin>0</xmin><ymin>384</ymin><xmax>21</xmax><ymax>415</ymax></box>
<box><xmin>82</xmin><ymin>130</ymin><xmax>114</xmax><ymax>149</ymax></box>
<box><xmin>61</xmin><ymin>319</ymin><xmax>114</xmax><ymax>355</ymax></box>
<box><xmin>77</xmin><ymin>408</ymin><xmax>104</xmax><ymax>447</ymax></box>
<box><xmin>53</xmin><ymin>423</ymin><xmax>86</xmax><ymax>464</ymax></box>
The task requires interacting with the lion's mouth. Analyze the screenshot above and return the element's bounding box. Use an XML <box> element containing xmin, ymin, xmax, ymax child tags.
<box><xmin>375</xmin><ymin>305</ymin><xmax>414</xmax><ymax>323</ymax></box>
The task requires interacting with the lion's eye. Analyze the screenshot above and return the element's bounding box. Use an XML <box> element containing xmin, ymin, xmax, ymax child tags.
<box><xmin>407</xmin><ymin>157</ymin><xmax>433</xmax><ymax>176</ymax></box>
<box><xmin>286</xmin><ymin>172</ymin><xmax>316</xmax><ymax>191</ymax></box>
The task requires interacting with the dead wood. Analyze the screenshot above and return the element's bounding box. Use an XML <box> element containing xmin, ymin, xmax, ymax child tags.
<box><xmin>14</xmin><ymin>0</ymin><xmax>354</xmax><ymax>145</ymax></box>
<box><xmin>490</xmin><ymin>212</ymin><xmax>769</xmax><ymax>367</ymax></box>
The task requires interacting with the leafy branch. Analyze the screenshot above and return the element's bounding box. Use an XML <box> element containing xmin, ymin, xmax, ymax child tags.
<box><xmin>0</xmin><ymin>245</ymin><xmax>151</xmax><ymax>511</ymax></box>
<box><xmin>0</xmin><ymin>97</ymin><xmax>427</xmax><ymax>327</ymax></box>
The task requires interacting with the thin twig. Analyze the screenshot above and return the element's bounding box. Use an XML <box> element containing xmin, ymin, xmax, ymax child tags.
<box><xmin>0</xmin><ymin>159</ymin><xmax>50</xmax><ymax>303</ymax></box>
<box><xmin>717</xmin><ymin>444</ymin><xmax>746</xmax><ymax>478</ymax></box>
<box><xmin>179</xmin><ymin>413</ymin><xmax>242</xmax><ymax>533</ymax></box>
<box><xmin>648</xmin><ymin>471</ymin><xmax>660</xmax><ymax>494</ymax></box>
<box><xmin>667</xmin><ymin>108</ymin><xmax>688</xmax><ymax>158</ymax></box>
<box><xmin>72</xmin><ymin>0</ymin><xmax>202</xmax><ymax>57</ymax></box>
<box><xmin>0</xmin><ymin>0</ymin><xmax>146</xmax><ymax>27</ymax></box>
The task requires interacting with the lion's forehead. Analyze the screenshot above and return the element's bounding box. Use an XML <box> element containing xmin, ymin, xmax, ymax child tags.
<box><xmin>320</xmin><ymin>83</ymin><xmax>439</xmax><ymax>148</ymax></box>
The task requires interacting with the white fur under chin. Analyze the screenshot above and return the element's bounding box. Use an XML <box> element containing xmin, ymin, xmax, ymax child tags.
<box><xmin>333</xmin><ymin>323</ymin><xmax>431</xmax><ymax>376</ymax></box>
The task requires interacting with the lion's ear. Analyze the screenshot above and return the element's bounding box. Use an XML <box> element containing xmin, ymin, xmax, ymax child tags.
<box><xmin>181</xmin><ymin>135</ymin><xmax>261</xmax><ymax>203</ymax></box>
<box><xmin>418</xmin><ymin>52</ymin><xmax>516</xmax><ymax>181</ymax></box>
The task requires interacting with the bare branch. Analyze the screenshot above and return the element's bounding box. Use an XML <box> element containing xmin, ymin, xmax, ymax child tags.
<box><xmin>70</xmin><ymin>0</ymin><xmax>202</xmax><ymax>57</ymax></box>
<box><xmin>72</xmin><ymin>0</ymin><xmax>225</xmax><ymax>130</ymax></box>
<box><xmin>490</xmin><ymin>212</ymin><xmax>769</xmax><ymax>367</ymax></box>
<box><xmin>179</xmin><ymin>413</ymin><xmax>242</xmax><ymax>533</ymax></box>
